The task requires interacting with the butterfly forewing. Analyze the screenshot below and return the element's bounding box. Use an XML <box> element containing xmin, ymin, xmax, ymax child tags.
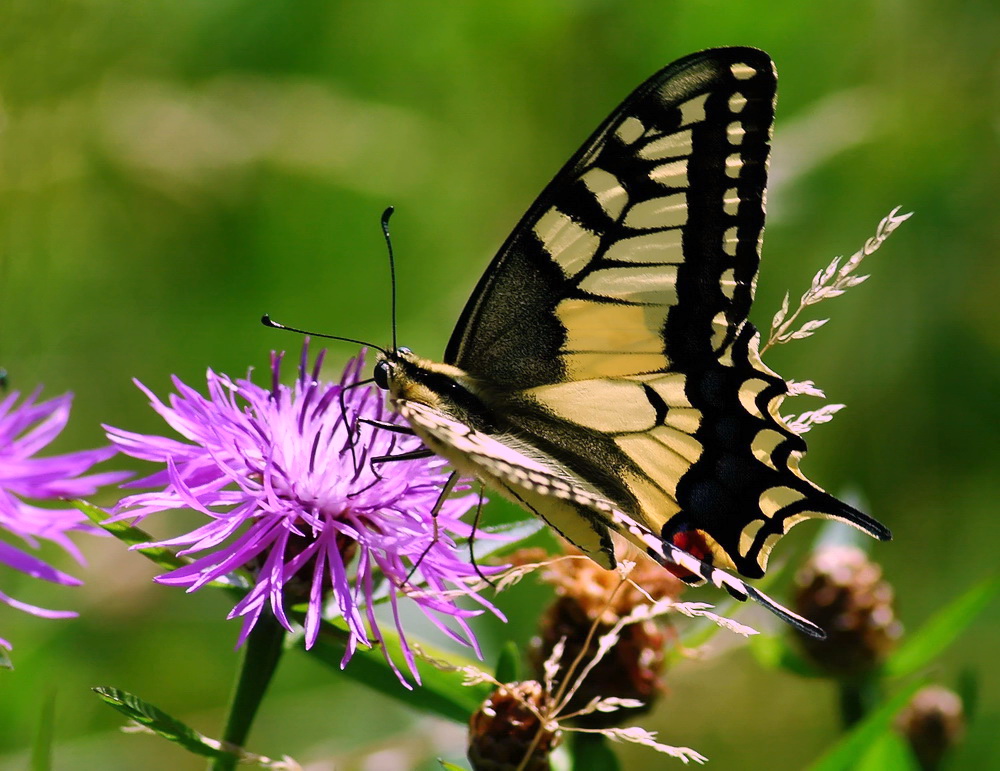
<box><xmin>445</xmin><ymin>48</ymin><xmax>774</xmax><ymax>384</ymax></box>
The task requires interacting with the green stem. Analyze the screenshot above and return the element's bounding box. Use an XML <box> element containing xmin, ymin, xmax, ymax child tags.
<box><xmin>210</xmin><ymin>612</ymin><xmax>286</xmax><ymax>771</ymax></box>
<box><xmin>838</xmin><ymin>677</ymin><xmax>879</xmax><ymax>729</ymax></box>
<box><xmin>567</xmin><ymin>731</ymin><xmax>620</xmax><ymax>771</ymax></box>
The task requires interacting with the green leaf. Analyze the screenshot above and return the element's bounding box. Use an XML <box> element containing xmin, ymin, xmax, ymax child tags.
<box><xmin>75</xmin><ymin>499</ymin><xmax>251</xmax><ymax>590</ymax></box>
<box><xmin>885</xmin><ymin>575</ymin><xmax>999</xmax><ymax>679</ymax></box>
<box><xmin>568</xmin><ymin>731</ymin><xmax>620</xmax><ymax>771</ymax></box>
<box><xmin>956</xmin><ymin>667</ymin><xmax>979</xmax><ymax>722</ymax></box>
<box><xmin>0</xmin><ymin>646</ymin><xmax>12</xmax><ymax>671</ymax></box>
<box><xmin>494</xmin><ymin>641</ymin><xmax>521</xmax><ymax>684</ymax></box>
<box><xmin>30</xmin><ymin>690</ymin><xmax>56</xmax><ymax>771</ymax></box>
<box><xmin>437</xmin><ymin>762</ymin><xmax>467</xmax><ymax>770</ymax></box>
<box><xmin>807</xmin><ymin>681</ymin><xmax>924</xmax><ymax>771</ymax></box>
<box><xmin>307</xmin><ymin>619</ymin><xmax>492</xmax><ymax>724</ymax></box>
<box><xmin>92</xmin><ymin>687</ymin><xmax>291</xmax><ymax>768</ymax></box>
<box><xmin>93</xmin><ymin>687</ymin><xmax>234</xmax><ymax>760</ymax></box>
<box><xmin>854</xmin><ymin>731</ymin><xmax>920</xmax><ymax>771</ymax></box>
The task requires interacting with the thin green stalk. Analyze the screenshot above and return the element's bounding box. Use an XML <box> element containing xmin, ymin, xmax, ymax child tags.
<box><xmin>838</xmin><ymin>676</ymin><xmax>880</xmax><ymax>729</ymax></box>
<box><xmin>210</xmin><ymin>612</ymin><xmax>286</xmax><ymax>771</ymax></box>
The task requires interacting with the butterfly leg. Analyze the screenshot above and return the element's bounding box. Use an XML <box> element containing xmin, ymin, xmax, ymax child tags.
<box><xmin>466</xmin><ymin>484</ymin><xmax>496</xmax><ymax>588</ymax></box>
<box><xmin>359</xmin><ymin>417</ymin><xmax>416</xmax><ymax>434</ymax></box>
<box><xmin>371</xmin><ymin>448</ymin><xmax>435</xmax><ymax>464</ymax></box>
<box><xmin>338</xmin><ymin>376</ymin><xmax>379</xmax><ymax>471</ymax></box>
<box><xmin>404</xmin><ymin>469</ymin><xmax>460</xmax><ymax>587</ymax></box>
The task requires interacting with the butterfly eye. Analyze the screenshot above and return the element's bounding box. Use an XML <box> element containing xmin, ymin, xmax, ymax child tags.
<box><xmin>373</xmin><ymin>360</ymin><xmax>391</xmax><ymax>390</ymax></box>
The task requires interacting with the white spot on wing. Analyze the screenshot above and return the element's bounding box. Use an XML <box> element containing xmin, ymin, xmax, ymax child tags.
<box><xmin>729</xmin><ymin>93</ymin><xmax>748</xmax><ymax>113</ymax></box>
<box><xmin>731</xmin><ymin>62</ymin><xmax>756</xmax><ymax>80</ymax></box>
<box><xmin>616</xmin><ymin>116</ymin><xmax>645</xmax><ymax>145</ymax></box>
<box><xmin>727</xmin><ymin>122</ymin><xmax>746</xmax><ymax>145</ymax></box>
<box><xmin>723</xmin><ymin>226</ymin><xmax>739</xmax><ymax>256</ymax></box>
<box><xmin>720</xmin><ymin>268</ymin><xmax>737</xmax><ymax>299</ymax></box>
<box><xmin>725</xmin><ymin>153</ymin><xmax>742</xmax><ymax>178</ymax></box>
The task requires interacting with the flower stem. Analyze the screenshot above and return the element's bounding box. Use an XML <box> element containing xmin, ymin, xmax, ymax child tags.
<box><xmin>838</xmin><ymin>677</ymin><xmax>879</xmax><ymax>729</ymax></box>
<box><xmin>211</xmin><ymin>612</ymin><xmax>286</xmax><ymax>771</ymax></box>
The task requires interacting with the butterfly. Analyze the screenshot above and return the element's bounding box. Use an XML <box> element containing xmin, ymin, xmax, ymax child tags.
<box><xmin>370</xmin><ymin>47</ymin><xmax>891</xmax><ymax>638</ymax></box>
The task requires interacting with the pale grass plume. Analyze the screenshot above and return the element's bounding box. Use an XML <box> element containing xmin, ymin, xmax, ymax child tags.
<box><xmin>423</xmin><ymin>565</ymin><xmax>760</xmax><ymax>765</ymax></box>
<box><xmin>764</xmin><ymin>206</ymin><xmax>911</xmax><ymax>353</ymax></box>
<box><xmin>765</xmin><ymin>207</ymin><xmax>910</xmax><ymax>434</ymax></box>
<box><xmin>593</xmin><ymin>726</ymin><xmax>709</xmax><ymax>764</ymax></box>
<box><xmin>783</xmin><ymin>403</ymin><xmax>847</xmax><ymax>435</ymax></box>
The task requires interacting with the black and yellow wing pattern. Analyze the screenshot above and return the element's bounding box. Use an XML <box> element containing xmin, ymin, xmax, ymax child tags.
<box><xmin>380</xmin><ymin>47</ymin><xmax>890</xmax><ymax>637</ymax></box>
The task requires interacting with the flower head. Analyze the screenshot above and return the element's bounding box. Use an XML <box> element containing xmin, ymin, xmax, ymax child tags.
<box><xmin>0</xmin><ymin>388</ymin><xmax>127</xmax><ymax>650</ymax></box>
<box><xmin>106</xmin><ymin>344</ymin><xmax>503</xmax><ymax>683</ymax></box>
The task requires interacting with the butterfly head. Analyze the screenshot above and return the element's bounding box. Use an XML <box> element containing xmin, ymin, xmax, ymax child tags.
<box><xmin>373</xmin><ymin>350</ymin><xmax>497</xmax><ymax>432</ymax></box>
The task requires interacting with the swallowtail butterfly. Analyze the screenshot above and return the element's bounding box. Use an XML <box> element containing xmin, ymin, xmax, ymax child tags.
<box><xmin>372</xmin><ymin>47</ymin><xmax>890</xmax><ymax>638</ymax></box>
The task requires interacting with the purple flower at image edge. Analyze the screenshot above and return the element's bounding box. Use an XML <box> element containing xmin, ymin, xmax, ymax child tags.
<box><xmin>105</xmin><ymin>344</ymin><xmax>506</xmax><ymax>685</ymax></box>
<box><xmin>0</xmin><ymin>388</ymin><xmax>129</xmax><ymax>651</ymax></box>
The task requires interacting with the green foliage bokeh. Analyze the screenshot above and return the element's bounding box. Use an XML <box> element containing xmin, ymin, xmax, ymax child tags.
<box><xmin>1</xmin><ymin>1</ymin><xmax>997</xmax><ymax>768</ymax></box>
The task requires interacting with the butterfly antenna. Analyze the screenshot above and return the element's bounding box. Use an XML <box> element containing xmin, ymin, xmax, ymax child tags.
<box><xmin>261</xmin><ymin>315</ymin><xmax>389</xmax><ymax>356</ymax></box>
<box><xmin>381</xmin><ymin>206</ymin><xmax>399</xmax><ymax>354</ymax></box>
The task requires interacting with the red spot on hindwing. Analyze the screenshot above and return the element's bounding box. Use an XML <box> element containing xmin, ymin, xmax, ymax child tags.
<box><xmin>664</xmin><ymin>530</ymin><xmax>714</xmax><ymax>583</ymax></box>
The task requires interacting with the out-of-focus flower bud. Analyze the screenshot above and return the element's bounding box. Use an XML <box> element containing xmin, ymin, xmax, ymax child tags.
<box><xmin>793</xmin><ymin>545</ymin><xmax>902</xmax><ymax>678</ymax></box>
<box><xmin>895</xmin><ymin>685</ymin><xmax>966</xmax><ymax>771</ymax></box>
<box><xmin>468</xmin><ymin>681</ymin><xmax>558</xmax><ymax>771</ymax></box>
<box><xmin>530</xmin><ymin>554</ymin><xmax>684</xmax><ymax>728</ymax></box>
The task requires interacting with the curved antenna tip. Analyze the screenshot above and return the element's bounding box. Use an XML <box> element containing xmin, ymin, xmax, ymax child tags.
<box><xmin>381</xmin><ymin>206</ymin><xmax>395</xmax><ymax>228</ymax></box>
<box><xmin>261</xmin><ymin>314</ymin><xmax>281</xmax><ymax>329</ymax></box>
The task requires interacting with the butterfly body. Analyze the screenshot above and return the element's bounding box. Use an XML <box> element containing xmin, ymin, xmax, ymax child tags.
<box><xmin>374</xmin><ymin>47</ymin><xmax>891</xmax><ymax>637</ymax></box>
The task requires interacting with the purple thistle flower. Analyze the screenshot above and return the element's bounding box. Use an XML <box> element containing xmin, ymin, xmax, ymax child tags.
<box><xmin>105</xmin><ymin>344</ymin><xmax>504</xmax><ymax>684</ymax></box>
<box><xmin>0</xmin><ymin>388</ymin><xmax>128</xmax><ymax>651</ymax></box>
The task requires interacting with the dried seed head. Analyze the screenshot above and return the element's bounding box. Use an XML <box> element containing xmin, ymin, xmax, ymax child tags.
<box><xmin>793</xmin><ymin>546</ymin><xmax>903</xmax><ymax>678</ymax></box>
<box><xmin>468</xmin><ymin>681</ymin><xmax>558</xmax><ymax>771</ymax></box>
<box><xmin>530</xmin><ymin>555</ymin><xmax>681</xmax><ymax>728</ymax></box>
<box><xmin>895</xmin><ymin>685</ymin><xmax>966</xmax><ymax>771</ymax></box>
<box><xmin>539</xmin><ymin>550</ymin><xmax>685</xmax><ymax>623</ymax></box>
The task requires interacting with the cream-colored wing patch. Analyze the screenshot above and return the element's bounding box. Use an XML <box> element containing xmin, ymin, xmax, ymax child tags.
<box><xmin>557</xmin><ymin>299</ymin><xmax>669</xmax><ymax>354</ymax></box>
<box><xmin>527</xmin><ymin>380</ymin><xmax>658</xmax><ymax>433</ymax></box>
<box><xmin>396</xmin><ymin>399</ymin><xmax>619</xmax><ymax>568</ymax></box>
<box><xmin>604</xmin><ymin>229</ymin><xmax>684</xmax><ymax>264</ymax></box>
<box><xmin>532</xmin><ymin>207</ymin><xmax>600</xmax><ymax>278</ymax></box>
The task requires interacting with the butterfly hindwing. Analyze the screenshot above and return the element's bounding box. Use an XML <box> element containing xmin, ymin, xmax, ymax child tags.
<box><xmin>399</xmin><ymin>398</ymin><xmax>826</xmax><ymax>638</ymax></box>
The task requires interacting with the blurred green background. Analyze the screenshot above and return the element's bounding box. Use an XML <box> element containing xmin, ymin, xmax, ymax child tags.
<box><xmin>1</xmin><ymin>1</ymin><xmax>997</xmax><ymax>768</ymax></box>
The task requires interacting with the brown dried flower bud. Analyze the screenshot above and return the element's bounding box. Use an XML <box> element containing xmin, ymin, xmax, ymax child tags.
<box><xmin>531</xmin><ymin>554</ymin><xmax>683</xmax><ymax>728</ymax></box>
<box><xmin>793</xmin><ymin>545</ymin><xmax>903</xmax><ymax>678</ymax></box>
<box><xmin>895</xmin><ymin>685</ymin><xmax>966</xmax><ymax>771</ymax></box>
<box><xmin>468</xmin><ymin>681</ymin><xmax>559</xmax><ymax>771</ymax></box>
